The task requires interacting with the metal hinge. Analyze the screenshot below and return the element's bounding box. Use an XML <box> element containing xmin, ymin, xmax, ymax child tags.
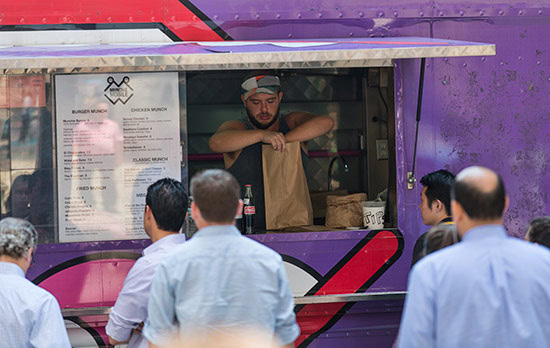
<box><xmin>407</xmin><ymin>172</ymin><xmax>416</xmax><ymax>190</ymax></box>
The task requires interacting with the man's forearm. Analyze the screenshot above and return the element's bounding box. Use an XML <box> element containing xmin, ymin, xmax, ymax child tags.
<box><xmin>285</xmin><ymin>116</ymin><xmax>334</xmax><ymax>143</ymax></box>
<box><xmin>209</xmin><ymin>129</ymin><xmax>263</xmax><ymax>153</ymax></box>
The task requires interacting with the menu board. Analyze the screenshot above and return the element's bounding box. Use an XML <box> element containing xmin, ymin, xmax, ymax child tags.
<box><xmin>55</xmin><ymin>72</ymin><xmax>181</xmax><ymax>242</ymax></box>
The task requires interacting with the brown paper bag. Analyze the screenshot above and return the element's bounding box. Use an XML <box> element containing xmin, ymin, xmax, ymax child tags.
<box><xmin>325</xmin><ymin>193</ymin><xmax>367</xmax><ymax>228</ymax></box>
<box><xmin>263</xmin><ymin>142</ymin><xmax>313</xmax><ymax>230</ymax></box>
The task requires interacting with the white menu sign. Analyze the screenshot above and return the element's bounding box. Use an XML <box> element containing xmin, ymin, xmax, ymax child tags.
<box><xmin>56</xmin><ymin>72</ymin><xmax>181</xmax><ymax>242</ymax></box>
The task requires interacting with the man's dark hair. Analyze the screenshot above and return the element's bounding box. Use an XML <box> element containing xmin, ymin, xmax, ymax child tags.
<box><xmin>526</xmin><ymin>217</ymin><xmax>550</xmax><ymax>249</ymax></box>
<box><xmin>452</xmin><ymin>174</ymin><xmax>506</xmax><ymax>220</ymax></box>
<box><xmin>420</xmin><ymin>169</ymin><xmax>456</xmax><ymax>215</ymax></box>
<box><xmin>190</xmin><ymin>169</ymin><xmax>240</xmax><ymax>223</ymax></box>
<box><xmin>145</xmin><ymin>178</ymin><xmax>188</xmax><ymax>232</ymax></box>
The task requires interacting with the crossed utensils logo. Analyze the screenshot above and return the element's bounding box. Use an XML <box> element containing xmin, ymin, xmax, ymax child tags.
<box><xmin>104</xmin><ymin>76</ymin><xmax>134</xmax><ymax>105</ymax></box>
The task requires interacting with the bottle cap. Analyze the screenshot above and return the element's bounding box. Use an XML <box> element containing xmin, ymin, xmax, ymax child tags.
<box><xmin>245</xmin><ymin>184</ymin><xmax>251</xmax><ymax>187</ymax></box>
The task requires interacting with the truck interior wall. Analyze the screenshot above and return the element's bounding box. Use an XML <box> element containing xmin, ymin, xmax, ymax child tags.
<box><xmin>365</xmin><ymin>68</ymin><xmax>392</xmax><ymax>202</ymax></box>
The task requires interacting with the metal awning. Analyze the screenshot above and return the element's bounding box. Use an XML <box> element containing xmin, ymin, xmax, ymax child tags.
<box><xmin>0</xmin><ymin>37</ymin><xmax>495</xmax><ymax>73</ymax></box>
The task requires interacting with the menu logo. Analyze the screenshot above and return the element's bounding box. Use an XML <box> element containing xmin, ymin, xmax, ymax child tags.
<box><xmin>104</xmin><ymin>76</ymin><xmax>134</xmax><ymax>105</ymax></box>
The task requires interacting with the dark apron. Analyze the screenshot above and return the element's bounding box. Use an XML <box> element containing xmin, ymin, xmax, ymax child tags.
<box><xmin>227</xmin><ymin>116</ymin><xmax>308</xmax><ymax>231</ymax></box>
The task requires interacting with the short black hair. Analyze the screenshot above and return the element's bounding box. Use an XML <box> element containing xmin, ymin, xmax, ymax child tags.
<box><xmin>145</xmin><ymin>178</ymin><xmax>188</xmax><ymax>232</ymax></box>
<box><xmin>420</xmin><ymin>169</ymin><xmax>456</xmax><ymax>216</ymax></box>
<box><xmin>452</xmin><ymin>174</ymin><xmax>506</xmax><ymax>220</ymax></box>
<box><xmin>526</xmin><ymin>217</ymin><xmax>550</xmax><ymax>249</ymax></box>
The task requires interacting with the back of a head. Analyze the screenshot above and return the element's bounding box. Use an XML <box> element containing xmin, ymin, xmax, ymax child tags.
<box><xmin>165</xmin><ymin>328</ymin><xmax>281</xmax><ymax>348</ymax></box>
<box><xmin>420</xmin><ymin>169</ymin><xmax>455</xmax><ymax>215</ymax></box>
<box><xmin>146</xmin><ymin>178</ymin><xmax>188</xmax><ymax>232</ymax></box>
<box><xmin>526</xmin><ymin>216</ymin><xmax>550</xmax><ymax>249</ymax></box>
<box><xmin>0</xmin><ymin>217</ymin><xmax>38</xmax><ymax>259</ymax></box>
<box><xmin>452</xmin><ymin>166</ymin><xmax>506</xmax><ymax>221</ymax></box>
<box><xmin>190</xmin><ymin>169</ymin><xmax>240</xmax><ymax>223</ymax></box>
<box><xmin>424</xmin><ymin>224</ymin><xmax>460</xmax><ymax>256</ymax></box>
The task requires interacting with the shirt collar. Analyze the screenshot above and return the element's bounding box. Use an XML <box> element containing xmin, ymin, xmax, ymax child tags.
<box><xmin>462</xmin><ymin>224</ymin><xmax>507</xmax><ymax>242</ymax></box>
<box><xmin>439</xmin><ymin>217</ymin><xmax>454</xmax><ymax>225</ymax></box>
<box><xmin>143</xmin><ymin>233</ymin><xmax>186</xmax><ymax>256</ymax></box>
<box><xmin>0</xmin><ymin>261</ymin><xmax>25</xmax><ymax>278</ymax></box>
<box><xmin>193</xmin><ymin>225</ymin><xmax>241</xmax><ymax>238</ymax></box>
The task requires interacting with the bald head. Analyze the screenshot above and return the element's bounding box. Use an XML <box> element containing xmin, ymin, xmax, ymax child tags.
<box><xmin>452</xmin><ymin>166</ymin><xmax>506</xmax><ymax>221</ymax></box>
<box><xmin>456</xmin><ymin>166</ymin><xmax>499</xmax><ymax>193</ymax></box>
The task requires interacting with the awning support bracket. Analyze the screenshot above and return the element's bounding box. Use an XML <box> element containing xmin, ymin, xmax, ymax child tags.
<box><xmin>408</xmin><ymin>57</ymin><xmax>426</xmax><ymax>190</ymax></box>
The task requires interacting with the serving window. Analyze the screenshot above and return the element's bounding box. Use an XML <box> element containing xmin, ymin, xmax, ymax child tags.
<box><xmin>187</xmin><ymin>68</ymin><xmax>397</xmax><ymax>228</ymax></box>
<box><xmin>0</xmin><ymin>68</ymin><xmax>396</xmax><ymax>243</ymax></box>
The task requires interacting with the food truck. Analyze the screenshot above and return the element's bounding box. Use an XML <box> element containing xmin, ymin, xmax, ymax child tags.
<box><xmin>0</xmin><ymin>0</ymin><xmax>547</xmax><ymax>347</ymax></box>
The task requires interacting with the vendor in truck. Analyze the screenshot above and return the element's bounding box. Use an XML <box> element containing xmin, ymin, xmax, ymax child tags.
<box><xmin>209</xmin><ymin>74</ymin><xmax>334</xmax><ymax>231</ymax></box>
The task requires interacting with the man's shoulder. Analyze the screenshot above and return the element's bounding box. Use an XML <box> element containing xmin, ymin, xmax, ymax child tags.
<box><xmin>126</xmin><ymin>253</ymin><xmax>159</xmax><ymax>276</ymax></box>
<box><xmin>165</xmin><ymin>233</ymin><xmax>282</xmax><ymax>263</ymax></box>
<box><xmin>15</xmin><ymin>277</ymin><xmax>60</xmax><ymax>306</ymax></box>
<box><xmin>415</xmin><ymin>234</ymin><xmax>550</xmax><ymax>271</ymax></box>
<box><xmin>412</xmin><ymin>231</ymin><xmax>429</xmax><ymax>251</ymax></box>
<box><xmin>412</xmin><ymin>242</ymin><xmax>462</xmax><ymax>273</ymax></box>
<box><xmin>505</xmin><ymin>237</ymin><xmax>550</xmax><ymax>262</ymax></box>
<box><xmin>240</xmin><ymin>235</ymin><xmax>283</xmax><ymax>260</ymax></box>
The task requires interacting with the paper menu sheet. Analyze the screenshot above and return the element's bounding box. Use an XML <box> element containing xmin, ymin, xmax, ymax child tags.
<box><xmin>55</xmin><ymin>72</ymin><xmax>181</xmax><ymax>242</ymax></box>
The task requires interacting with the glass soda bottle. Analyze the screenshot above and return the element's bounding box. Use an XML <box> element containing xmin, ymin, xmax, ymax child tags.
<box><xmin>243</xmin><ymin>184</ymin><xmax>255</xmax><ymax>234</ymax></box>
<box><xmin>185</xmin><ymin>196</ymin><xmax>198</xmax><ymax>239</ymax></box>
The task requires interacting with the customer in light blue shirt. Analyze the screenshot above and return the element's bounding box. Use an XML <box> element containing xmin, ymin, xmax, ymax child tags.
<box><xmin>398</xmin><ymin>166</ymin><xmax>550</xmax><ymax>348</ymax></box>
<box><xmin>106</xmin><ymin>178</ymin><xmax>188</xmax><ymax>348</ymax></box>
<box><xmin>143</xmin><ymin>169</ymin><xmax>300</xmax><ymax>348</ymax></box>
<box><xmin>0</xmin><ymin>217</ymin><xmax>71</xmax><ymax>348</ymax></box>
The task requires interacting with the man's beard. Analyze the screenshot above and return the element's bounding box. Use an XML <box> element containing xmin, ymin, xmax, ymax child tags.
<box><xmin>246</xmin><ymin>106</ymin><xmax>280</xmax><ymax>130</ymax></box>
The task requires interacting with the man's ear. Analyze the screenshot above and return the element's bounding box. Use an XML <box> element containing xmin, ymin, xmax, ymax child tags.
<box><xmin>144</xmin><ymin>205</ymin><xmax>152</xmax><ymax>219</ymax></box>
<box><xmin>451</xmin><ymin>200</ymin><xmax>462</xmax><ymax>224</ymax></box>
<box><xmin>241</xmin><ymin>95</ymin><xmax>246</xmax><ymax>106</ymax></box>
<box><xmin>278</xmin><ymin>91</ymin><xmax>283</xmax><ymax>102</ymax></box>
<box><xmin>503</xmin><ymin>195</ymin><xmax>510</xmax><ymax>214</ymax></box>
<box><xmin>191</xmin><ymin>201</ymin><xmax>200</xmax><ymax>221</ymax></box>
<box><xmin>434</xmin><ymin>199</ymin><xmax>444</xmax><ymax>213</ymax></box>
<box><xmin>26</xmin><ymin>246</ymin><xmax>34</xmax><ymax>265</ymax></box>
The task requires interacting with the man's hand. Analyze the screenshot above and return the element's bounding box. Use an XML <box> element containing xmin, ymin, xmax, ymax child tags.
<box><xmin>261</xmin><ymin>131</ymin><xmax>286</xmax><ymax>152</ymax></box>
<box><xmin>132</xmin><ymin>322</ymin><xmax>144</xmax><ymax>336</ymax></box>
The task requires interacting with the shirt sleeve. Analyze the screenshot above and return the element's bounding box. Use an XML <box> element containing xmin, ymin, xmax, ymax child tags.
<box><xmin>143</xmin><ymin>261</ymin><xmax>177</xmax><ymax>346</ymax></box>
<box><xmin>397</xmin><ymin>262</ymin><xmax>436</xmax><ymax>348</ymax></box>
<box><xmin>273</xmin><ymin>260</ymin><xmax>300</xmax><ymax>345</ymax></box>
<box><xmin>106</xmin><ymin>258</ymin><xmax>155</xmax><ymax>342</ymax></box>
<box><xmin>29</xmin><ymin>294</ymin><xmax>71</xmax><ymax>348</ymax></box>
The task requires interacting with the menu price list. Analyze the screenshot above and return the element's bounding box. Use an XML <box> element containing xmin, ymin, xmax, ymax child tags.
<box><xmin>55</xmin><ymin>72</ymin><xmax>181</xmax><ymax>242</ymax></box>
